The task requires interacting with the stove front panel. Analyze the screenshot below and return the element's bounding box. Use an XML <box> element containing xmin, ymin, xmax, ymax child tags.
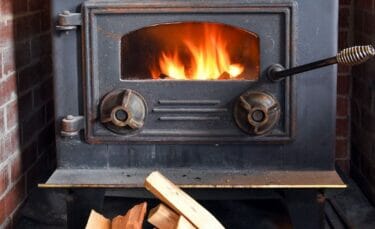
<box><xmin>52</xmin><ymin>0</ymin><xmax>338</xmax><ymax>172</ymax></box>
<box><xmin>83</xmin><ymin>1</ymin><xmax>296</xmax><ymax>143</ymax></box>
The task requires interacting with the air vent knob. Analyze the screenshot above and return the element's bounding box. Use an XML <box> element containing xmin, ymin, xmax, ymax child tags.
<box><xmin>234</xmin><ymin>91</ymin><xmax>280</xmax><ymax>136</ymax></box>
<box><xmin>100</xmin><ymin>89</ymin><xmax>147</xmax><ymax>134</ymax></box>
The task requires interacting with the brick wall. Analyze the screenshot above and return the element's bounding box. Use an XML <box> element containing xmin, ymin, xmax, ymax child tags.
<box><xmin>351</xmin><ymin>0</ymin><xmax>375</xmax><ymax>204</ymax></box>
<box><xmin>336</xmin><ymin>0</ymin><xmax>353</xmax><ymax>173</ymax></box>
<box><xmin>0</xmin><ymin>0</ymin><xmax>55</xmax><ymax>228</ymax></box>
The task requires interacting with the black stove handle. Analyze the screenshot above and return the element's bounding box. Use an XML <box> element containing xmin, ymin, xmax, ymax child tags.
<box><xmin>267</xmin><ymin>45</ymin><xmax>375</xmax><ymax>81</ymax></box>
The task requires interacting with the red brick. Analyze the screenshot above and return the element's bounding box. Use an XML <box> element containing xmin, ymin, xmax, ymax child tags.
<box><xmin>0</xmin><ymin>197</ymin><xmax>6</xmax><ymax>226</ymax></box>
<box><xmin>0</xmin><ymin>20</ymin><xmax>13</xmax><ymax>47</ymax></box>
<box><xmin>13</xmin><ymin>12</ymin><xmax>43</xmax><ymax>39</ymax></box>
<box><xmin>6</xmin><ymin>100</ymin><xmax>18</xmax><ymax>131</ymax></box>
<box><xmin>2</xmin><ymin>219</ymin><xmax>11</xmax><ymax>229</ymax></box>
<box><xmin>337</xmin><ymin>96</ymin><xmax>349</xmax><ymax>117</ymax></box>
<box><xmin>26</xmin><ymin>152</ymin><xmax>49</xmax><ymax>193</ymax></box>
<box><xmin>339</xmin><ymin>7</ymin><xmax>350</xmax><ymax>29</ymax></box>
<box><xmin>362</xmin><ymin>110</ymin><xmax>375</xmax><ymax>132</ymax></box>
<box><xmin>31</xmin><ymin>33</ymin><xmax>52</xmax><ymax>59</ymax></box>
<box><xmin>339</xmin><ymin>0</ymin><xmax>352</xmax><ymax>6</ymax></box>
<box><xmin>0</xmin><ymin>0</ymin><xmax>54</xmax><ymax>226</ymax></box>
<box><xmin>0</xmin><ymin>0</ymin><xmax>12</xmax><ymax>15</ymax></box>
<box><xmin>3</xmin><ymin>129</ymin><xmax>20</xmax><ymax>159</ymax></box>
<box><xmin>37</xmin><ymin>123</ymin><xmax>55</xmax><ymax>154</ymax></box>
<box><xmin>17</xmin><ymin>62</ymin><xmax>42</xmax><ymax>93</ymax></box>
<box><xmin>0</xmin><ymin>74</ymin><xmax>16</xmax><ymax>107</ymax></box>
<box><xmin>337</xmin><ymin>74</ymin><xmax>350</xmax><ymax>95</ymax></box>
<box><xmin>338</xmin><ymin>30</ymin><xmax>348</xmax><ymax>49</ymax></box>
<box><xmin>20</xmin><ymin>107</ymin><xmax>45</xmax><ymax>145</ymax></box>
<box><xmin>13</xmin><ymin>0</ymin><xmax>28</xmax><ymax>14</ymax></box>
<box><xmin>0</xmin><ymin>108</ymin><xmax>4</xmax><ymax>135</ymax></box>
<box><xmin>0</xmin><ymin>53</ymin><xmax>2</xmax><ymax>81</ymax></box>
<box><xmin>11</xmin><ymin>142</ymin><xmax>37</xmax><ymax>183</ymax></box>
<box><xmin>40</xmin><ymin>55</ymin><xmax>52</xmax><ymax>76</ymax></box>
<box><xmin>10</xmin><ymin>156</ymin><xmax>21</xmax><ymax>185</ymax></box>
<box><xmin>353</xmin><ymin>78</ymin><xmax>373</xmax><ymax>108</ymax></box>
<box><xmin>33</xmin><ymin>78</ymin><xmax>53</xmax><ymax>108</ymax></box>
<box><xmin>2</xmin><ymin>45</ymin><xmax>16</xmax><ymax>75</ymax></box>
<box><xmin>351</xmin><ymin>99</ymin><xmax>361</xmax><ymax>125</ymax></box>
<box><xmin>363</xmin><ymin>59</ymin><xmax>375</xmax><ymax>79</ymax></box>
<box><xmin>17</xmin><ymin>91</ymin><xmax>33</xmax><ymax>122</ymax></box>
<box><xmin>40</xmin><ymin>9</ymin><xmax>51</xmax><ymax>31</ymax></box>
<box><xmin>352</xmin><ymin>65</ymin><xmax>363</xmax><ymax>77</ymax></box>
<box><xmin>338</xmin><ymin>65</ymin><xmax>351</xmax><ymax>75</ymax></box>
<box><xmin>336</xmin><ymin>138</ymin><xmax>348</xmax><ymax>159</ymax></box>
<box><xmin>14</xmin><ymin>16</ymin><xmax>32</xmax><ymax>42</ymax></box>
<box><xmin>0</xmin><ymin>166</ymin><xmax>9</xmax><ymax>197</ymax></box>
<box><xmin>4</xmin><ymin>177</ymin><xmax>25</xmax><ymax>216</ymax></box>
<box><xmin>336</xmin><ymin>118</ymin><xmax>349</xmax><ymax>137</ymax></box>
<box><xmin>15</xmin><ymin>40</ymin><xmax>31</xmax><ymax>68</ymax></box>
<box><xmin>354</xmin><ymin>11</ymin><xmax>364</xmax><ymax>33</ymax></box>
<box><xmin>363</xmin><ymin>11</ymin><xmax>375</xmax><ymax>35</ymax></box>
<box><xmin>0</xmin><ymin>139</ymin><xmax>5</xmax><ymax>162</ymax></box>
<box><xmin>357</xmin><ymin>0</ymin><xmax>374</xmax><ymax>9</ymax></box>
<box><xmin>29</xmin><ymin>13</ymin><xmax>41</xmax><ymax>35</ymax></box>
<box><xmin>29</xmin><ymin>0</ymin><xmax>48</xmax><ymax>12</ymax></box>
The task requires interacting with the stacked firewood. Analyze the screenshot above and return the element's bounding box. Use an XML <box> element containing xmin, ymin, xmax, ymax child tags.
<box><xmin>85</xmin><ymin>202</ymin><xmax>147</xmax><ymax>229</ymax></box>
<box><xmin>85</xmin><ymin>171</ymin><xmax>225</xmax><ymax>229</ymax></box>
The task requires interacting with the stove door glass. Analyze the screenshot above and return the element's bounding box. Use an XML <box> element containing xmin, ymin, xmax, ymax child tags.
<box><xmin>121</xmin><ymin>22</ymin><xmax>260</xmax><ymax>81</ymax></box>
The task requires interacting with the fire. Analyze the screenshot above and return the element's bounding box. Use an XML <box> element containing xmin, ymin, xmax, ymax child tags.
<box><xmin>150</xmin><ymin>24</ymin><xmax>244</xmax><ymax>80</ymax></box>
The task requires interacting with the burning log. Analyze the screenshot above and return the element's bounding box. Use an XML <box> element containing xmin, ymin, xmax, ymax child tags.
<box><xmin>159</xmin><ymin>73</ymin><xmax>170</xmax><ymax>79</ymax></box>
<box><xmin>218</xmin><ymin>71</ymin><xmax>230</xmax><ymax>80</ymax></box>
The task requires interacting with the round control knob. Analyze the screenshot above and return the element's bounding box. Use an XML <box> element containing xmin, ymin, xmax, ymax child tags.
<box><xmin>100</xmin><ymin>89</ymin><xmax>147</xmax><ymax>134</ymax></box>
<box><xmin>234</xmin><ymin>91</ymin><xmax>280</xmax><ymax>136</ymax></box>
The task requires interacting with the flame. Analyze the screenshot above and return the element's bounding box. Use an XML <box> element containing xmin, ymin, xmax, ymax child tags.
<box><xmin>150</xmin><ymin>24</ymin><xmax>244</xmax><ymax>80</ymax></box>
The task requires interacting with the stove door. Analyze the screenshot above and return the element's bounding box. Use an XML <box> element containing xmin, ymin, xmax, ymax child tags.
<box><xmin>81</xmin><ymin>0</ymin><xmax>296</xmax><ymax>144</ymax></box>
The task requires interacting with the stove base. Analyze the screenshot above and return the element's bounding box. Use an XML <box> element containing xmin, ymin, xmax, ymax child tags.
<box><xmin>64</xmin><ymin>189</ymin><xmax>326</xmax><ymax>229</ymax></box>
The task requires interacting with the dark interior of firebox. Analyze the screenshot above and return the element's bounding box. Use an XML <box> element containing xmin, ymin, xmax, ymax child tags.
<box><xmin>121</xmin><ymin>22</ymin><xmax>260</xmax><ymax>80</ymax></box>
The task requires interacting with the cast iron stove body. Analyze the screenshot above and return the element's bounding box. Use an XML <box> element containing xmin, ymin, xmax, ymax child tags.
<box><xmin>43</xmin><ymin>0</ymin><xmax>347</xmax><ymax>228</ymax></box>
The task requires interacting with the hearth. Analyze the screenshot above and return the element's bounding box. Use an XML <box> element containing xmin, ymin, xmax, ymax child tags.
<box><xmin>40</xmin><ymin>0</ymin><xmax>375</xmax><ymax>228</ymax></box>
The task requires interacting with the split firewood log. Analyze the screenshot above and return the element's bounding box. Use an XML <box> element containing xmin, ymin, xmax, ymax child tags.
<box><xmin>85</xmin><ymin>210</ymin><xmax>110</xmax><ymax>229</ymax></box>
<box><xmin>112</xmin><ymin>202</ymin><xmax>147</xmax><ymax>229</ymax></box>
<box><xmin>148</xmin><ymin>203</ymin><xmax>196</xmax><ymax>229</ymax></box>
<box><xmin>145</xmin><ymin>171</ymin><xmax>225</xmax><ymax>229</ymax></box>
<box><xmin>148</xmin><ymin>204</ymin><xmax>179</xmax><ymax>229</ymax></box>
<box><xmin>85</xmin><ymin>202</ymin><xmax>147</xmax><ymax>229</ymax></box>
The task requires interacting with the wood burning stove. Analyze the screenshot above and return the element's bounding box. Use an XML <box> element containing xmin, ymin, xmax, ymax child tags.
<box><xmin>40</xmin><ymin>0</ymin><xmax>375</xmax><ymax>228</ymax></box>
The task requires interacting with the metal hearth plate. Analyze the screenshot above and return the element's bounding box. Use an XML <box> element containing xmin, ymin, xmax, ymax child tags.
<box><xmin>39</xmin><ymin>169</ymin><xmax>346</xmax><ymax>189</ymax></box>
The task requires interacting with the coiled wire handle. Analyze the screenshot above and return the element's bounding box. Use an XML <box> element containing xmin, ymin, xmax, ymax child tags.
<box><xmin>337</xmin><ymin>45</ymin><xmax>375</xmax><ymax>65</ymax></box>
<box><xmin>268</xmin><ymin>45</ymin><xmax>375</xmax><ymax>81</ymax></box>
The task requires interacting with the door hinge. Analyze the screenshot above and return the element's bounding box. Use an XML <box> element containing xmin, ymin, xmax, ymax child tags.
<box><xmin>56</xmin><ymin>11</ymin><xmax>82</xmax><ymax>31</ymax></box>
<box><xmin>61</xmin><ymin>115</ymin><xmax>84</xmax><ymax>137</ymax></box>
